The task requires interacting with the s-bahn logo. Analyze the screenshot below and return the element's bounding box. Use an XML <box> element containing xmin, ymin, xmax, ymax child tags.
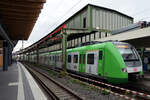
<box><xmin>133</xmin><ymin>68</ymin><xmax>137</xmax><ymax>72</ymax></box>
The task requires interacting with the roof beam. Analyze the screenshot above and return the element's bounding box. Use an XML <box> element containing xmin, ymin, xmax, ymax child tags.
<box><xmin>0</xmin><ymin>1</ymin><xmax>44</xmax><ymax>9</ymax></box>
<box><xmin>0</xmin><ymin>8</ymin><xmax>41</xmax><ymax>14</ymax></box>
<box><xmin>0</xmin><ymin>24</ymin><xmax>14</xmax><ymax>47</ymax></box>
<box><xmin>0</xmin><ymin>12</ymin><xmax>39</xmax><ymax>18</ymax></box>
<box><xmin>3</xmin><ymin>0</ymin><xmax>46</xmax><ymax>3</ymax></box>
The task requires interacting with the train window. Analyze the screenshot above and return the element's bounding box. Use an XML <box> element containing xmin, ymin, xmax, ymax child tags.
<box><xmin>56</xmin><ymin>56</ymin><xmax>58</xmax><ymax>61</ymax></box>
<box><xmin>56</xmin><ymin>56</ymin><xmax>59</xmax><ymax>61</ymax></box>
<box><xmin>57</xmin><ymin>56</ymin><xmax>60</xmax><ymax>61</ymax></box>
<box><xmin>68</xmin><ymin>55</ymin><xmax>71</xmax><ymax>63</ymax></box>
<box><xmin>53</xmin><ymin>56</ymin><xmax>54</xmax><ymax>61</ymax></box>
<box><xmin>99</xmin><ymin>51</ymin><xmax>103</xmax><ymax>60</ymax></box>
<box><xmin>87</xmin><ymin>54</ymin><xmax>94</xmax><ymax>64</ymax></box>
<box><xmin>56</xmin><ymin>56</ymin><xmax>57</xmax><ymax>61</ymax></box>
<box><xmin>51</xmin><ymin>56</ymin><xmax>52</xmax><ymax>60</ymax></box>
<box><xmin>83</xmin><ymin>54</ymin><xmax>85</xmax><ymax>64</ymax></box>
<box><xmin>80</xmin><ymin>54</ymin><xmax>86</xmax><ymax>64</ymax></box>
<box><xmin>79</xmin><ymin>54</ymin><xmax>82</xmax><ymax>64</ymax></box>
<box><xmin>73</xmin><ymin>55</ymin><xmax>78</xmax><ymax>63</ymax></box>
<box><xmin>59</xmin><ymin>55</ymin><xmax>62</xmax><ymax>61</ymax></box>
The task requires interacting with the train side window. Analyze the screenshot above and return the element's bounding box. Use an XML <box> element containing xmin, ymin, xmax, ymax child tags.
<box><xmin>51</xmin><ymin>56</ymin><xmax>53</xmax><ymax>61</ymax></box>
<box><xmin>83</xmin><ymin>54</ymin><xmax>85</xmax><ymax>64</ymax></box>
<box><xmin>80</xmin><ymin>54</ymin><xmax>85</xmax><ymax>64</ymax></box>
<box><xmin>99</xmin><ymin>51</ymin><xmax>103</xmax><ymax>60</ymax></box>
<box><xmin>56</xmin><ymin>56</ymin><xmax>59</xmax><ymax>61</ymax></box>
<box><xmin>57</xmin><ymin>56</ymin><xmax>59</xmax><ymax>61</ymax></box>
<box><xmin>73</xmin><ymin>55</ymin><xmax>78</xmax><ymax>63</ymax></box>
<box><xmin>68</xmin><ymin>55</ymin><xmax>71</xmax><ymax>63</ymax></box>
<box><xmin>79</xmin><ymin>54</ymin><xmax>82</xmax><ymax>64</ymax></box>
<box><xmin>53</xmin><ymin>56</ymin><xmax>55</xmax><ymax>61</ymax></box>
<box><xmin>56</xmin><ymin>56</ymin><xmax>58</xmax><ymax>61</ymax></box>
<box><xmin>60</xmin><ymin>55</ymin><xmax>62</xmax><ymax>61</ymax></box>
<box><xmin>87</xmin><ymin>54</ymin><xmax>94</xmax><ymax>64</ymax></box>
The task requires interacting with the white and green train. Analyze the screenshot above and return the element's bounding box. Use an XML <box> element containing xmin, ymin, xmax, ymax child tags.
<box><xmin>24</xmin><ymin>41</ymin><xmax>143</xmax><ymax>84</ymax></box>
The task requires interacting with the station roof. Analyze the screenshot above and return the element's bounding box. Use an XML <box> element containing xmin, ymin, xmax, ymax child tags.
<box><xmin>96</xmin><ymin>27</ymin><xmax>150</xmax><ymax>48</ymax></box>
<box><xmin>0</xmin><ymin>0</ymin><xmax>46</xmax><ymax>40</ymax></box>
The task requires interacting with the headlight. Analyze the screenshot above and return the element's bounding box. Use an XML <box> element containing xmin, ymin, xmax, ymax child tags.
<box><xmin>122</xmin><ymin>68</ymin><xmax>127</xmax><ymax>72</ymax></box>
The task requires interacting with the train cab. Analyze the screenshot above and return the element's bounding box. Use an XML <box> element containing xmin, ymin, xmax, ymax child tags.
<box><xmin>113</xmin><ymin>42</ymin><xmax>143</xmax><ymax>81</ymax></box>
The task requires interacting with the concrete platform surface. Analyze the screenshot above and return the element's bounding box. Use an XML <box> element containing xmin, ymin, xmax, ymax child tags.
<box><xmin>0</xmin><ymin>62</ymin><xmax>47</xmax><ymax>100</ymax></box>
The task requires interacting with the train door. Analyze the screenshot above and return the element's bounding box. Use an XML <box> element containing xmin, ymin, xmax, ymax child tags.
<box><xmin>86</xmin><ymin>51</ymin><xmax>98</xmax><ymax>75</ymax></box>
<box><xmin>98</xmin><ymin>50</ymin><xmax>104</xmax><ymax>76</ymax></box>
<box><xmin>46</xmin><ymin>55</ymin><xmax>48</xmax><ymax>65</ymax></box>
<box><xmin>72</xmin><ymin>53</ymin><xmax>79</xmax><ymax>71</ymax></box>
<box><xmin>51</xmin><ymin>55</ymin><xmax>55</xmax><ymax>67</ymax></box>
<box><xmin>79</xmin><ymin>52</ymin><xmax>86</xmax><ymax>72</ymax></box>
<box><xmin>67</xmin><ymin>53</ymin><xmax>72</xmax><ymax>70</ymax></box>
<box><xmin>49</xmin><ymin>55</ymin><xmax>52</xmax><ymax>66</ymax></box>
<box><xmin>48</xmin><ymin>55</ymin><xmax>51</xmax><ymax>66</ymax></box>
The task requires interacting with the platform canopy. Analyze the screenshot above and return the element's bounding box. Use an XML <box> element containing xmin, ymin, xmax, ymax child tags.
<box><xmin>0</xmin><ymin>0</ymin><xmax>46</xmax><ymax>40</ymax></box>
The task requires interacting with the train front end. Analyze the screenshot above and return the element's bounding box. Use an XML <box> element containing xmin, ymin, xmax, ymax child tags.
<box><xmin>114</xmin><ymin>42</ymin><xmax>143</xmax><ymax>81</ymax></box>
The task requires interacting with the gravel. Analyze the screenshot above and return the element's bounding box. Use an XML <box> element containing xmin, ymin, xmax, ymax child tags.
<box><xmin>29</xmin><ymin>64</ymin><xmax>124</xmax><ymax>100</ymax></box>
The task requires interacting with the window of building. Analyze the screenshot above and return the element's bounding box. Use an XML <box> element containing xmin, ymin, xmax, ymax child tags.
<box><xmin>99</xmin><ymin>51</ymin><xmax>103</xmax><ymax>60</ymax></box>
<box><xmin>83</xmin><ymin>17</ymin><xmax>86</xmax><ymax>28</ymax></box>
<box><xmin>68</xmin><ymin>55</ymin><xmax>71</xmax><ymax>63</ymax></box>
<box><xmin>73</xmin><ymin>55</ymin><xmax>78</xmax><ymax>63</ymax></box>
<box><xmin>87</xmin><ymin>54</ymin><xmax>94</xmax><ymax>64</ymax></box>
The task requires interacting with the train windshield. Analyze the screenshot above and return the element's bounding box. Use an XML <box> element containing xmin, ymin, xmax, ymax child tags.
<box><xmin>116</xmin><ymin>44</ymin><xmax>139</xmax><ymax>61</ymax></box>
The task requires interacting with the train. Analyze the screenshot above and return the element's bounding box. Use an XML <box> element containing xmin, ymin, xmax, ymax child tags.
<box><xmin>22</xmin><ymin>41</ymin><xmax>143</xmax><ymax>84</ymax></box>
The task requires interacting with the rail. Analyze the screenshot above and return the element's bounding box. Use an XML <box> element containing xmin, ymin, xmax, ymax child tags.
<box><xmin>24</xmin><ymin>64</ymin><xmax>84</xmax><ymax>100</ymax></box>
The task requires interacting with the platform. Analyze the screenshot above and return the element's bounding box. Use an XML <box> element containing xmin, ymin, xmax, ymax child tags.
<box><xmin>144</xmin><ymin>71</ymin><xmax>150</xmax><ymax>80</ymax></box>
<box><xmin>0</xmin><ymin>62</ymin><xmax>47</xmax><ymax>100</ymax></box>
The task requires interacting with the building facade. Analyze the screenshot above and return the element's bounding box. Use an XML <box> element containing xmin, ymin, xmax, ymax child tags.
<box><xmin>65</xmin><ymin>4</ymin><xmax>133</xmax><ymax>33</ymax></box>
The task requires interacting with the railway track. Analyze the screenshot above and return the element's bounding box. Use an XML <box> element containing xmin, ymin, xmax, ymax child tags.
<box><xmin>24</xmin><ymin>64</ymin><xmax>84</xmax><ymax>100</ymax></box>
<box><xmin>24</xmin><ymin>62</ymin><xmax>150</xmax><ymax>100</ymax></box>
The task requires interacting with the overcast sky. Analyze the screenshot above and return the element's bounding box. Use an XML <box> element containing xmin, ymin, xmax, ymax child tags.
<box><xmin>13</xmin><ymin>0</ymin><xmax>150</xmax><ymax>52</ymax></box>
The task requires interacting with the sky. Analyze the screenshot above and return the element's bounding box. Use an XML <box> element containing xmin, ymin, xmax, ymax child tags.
<box><xmin>13</xmin><ymin>0</ymin><xmax>150</xmax><ymax>52</ymax></box>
